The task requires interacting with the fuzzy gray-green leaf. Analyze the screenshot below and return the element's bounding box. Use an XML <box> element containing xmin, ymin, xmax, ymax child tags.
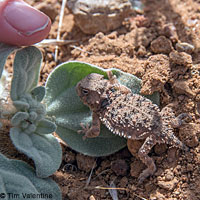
<box><xmin>11</xmin><ymin>112</ymin><xmax>29</xmax><ymax>126</ymax></box>
<box><xmin>10</xmin><ymin>127</ymin><xmax>62</xmax><ymax>178</ymax></box>
<box><xmin>10</xmin><ymin>46</ymin><xmax>42</xmax><ymax>101</ymax></box>
<box><xmin>13</xmin><ymin>100</ymin><xmax>30</xmax><ymax>110</ymax></box>
<box><xmin>0</xmin><ymin>153</ymin><xmax>61</xmax><ymax>199</ymax></box>
<box><xmin>35</xmin><ymin>119</ymin><xmax>57</xmax><ymax>135</ymax></box>
<box><xmin>0</xmin><ymin>43</ymin><xmax>19</xmax><ymax>78</ymax></box>
<box><xmin>31</xmin><ymin>86</ymin><xmax>46</xmax><ymax>102</ymax></box>
<box><xmin>45</xmin><ymin>61</ymin><xmax>160</xmax><ymax>157</ymax></box>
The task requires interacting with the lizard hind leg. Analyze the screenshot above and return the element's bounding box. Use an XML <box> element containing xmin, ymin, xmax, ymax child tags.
<box><xmin>137</xmin><ymin>135</ymin><xmax>157</xmax><ymax>184</ymax></box>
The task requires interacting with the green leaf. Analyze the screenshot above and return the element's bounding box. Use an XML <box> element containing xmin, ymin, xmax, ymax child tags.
<box><xmin>10</xmin><ymin>46</ymin><xmax>42</xmax><ymax>101</ymax></box>
<box><xmin>31</xmin><ymin>86</ymin><xmax>46</xmax><ymax>102</ymax></box>
<box><xmin>45</xmin><ymin>61</ymin><xmax>160</xmax><ymax>157</ymax></box>
<box><xmin>0</xmin><ymin>43</ymin><xmax>19</xmax><ymax>78</ymax></box>
<box><xmin>11</xmin><ymin>112</ymin><xmax>29</xmax><ymax>126</ymax></box>
<box><xmin>10</xmin><ymin>128</ymin><xmax>62</xmax><ymax>178</ymax></box>
<box><xmin>0</xmin><ymin>153</ymin><xmax>62</xmax><ymax>200</ymax></box>
<box><xmin>35</xmin><ymin>119</ymin><xmax>57</xmax><ymax>135</ymax></box>
<box><xmin>13</xmin><ymin>100</ymin><xmax>30</xmax><ymax>110</ymax></box>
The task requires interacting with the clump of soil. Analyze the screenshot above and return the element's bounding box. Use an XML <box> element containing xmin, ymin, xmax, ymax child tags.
<box><xmin>2</xmin><ymin>0</ymin><xmax>200</xmax><ymax>200</ymax></box>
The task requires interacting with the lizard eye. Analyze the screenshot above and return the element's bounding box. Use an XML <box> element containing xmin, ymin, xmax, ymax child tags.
<box><xmin>82</xmin><ymin>89</ymin><xmax>89</xmax><ymax>95</ymax></box>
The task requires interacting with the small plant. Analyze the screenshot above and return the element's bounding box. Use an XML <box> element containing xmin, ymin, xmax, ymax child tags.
<box><xmin>0</xmin><ymin>43</ymin><xmax>62</xmax><ymax>198</ymax></box>
<box><xmin>44</xmin><ymin>61</ymin><xmax>160</xmax><ymax>156</ymax></box>
<box><xmin>9</xmin><ymin>46</ymin><xmax>62</xmax><ymax>178</ymax></box>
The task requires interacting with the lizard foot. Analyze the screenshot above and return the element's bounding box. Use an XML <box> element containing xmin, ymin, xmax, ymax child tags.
<box><xmin>78</xmin><ymin>123</ymin><xmax>90</xmax><ymax>134</ymax></box>
<box><xmin>138</xmin><ymin>167</ymin><xmax>156</xmax><ymax>185</ymax></box>
<box><xmin>77</xmin><ymin>123</ymin><xmax>90</xmax><ymax>140</ymax></box>
<box><xmin>78</xmin><ymin>123</ymin><xmax>100</xmax><ymax>139</ymax></box>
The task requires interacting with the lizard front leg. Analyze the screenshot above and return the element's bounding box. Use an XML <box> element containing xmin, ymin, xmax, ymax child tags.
<box><xmin>78</xmin><ymin>111</ymin><xmax>101</xmax><ymax>140</ymax></box>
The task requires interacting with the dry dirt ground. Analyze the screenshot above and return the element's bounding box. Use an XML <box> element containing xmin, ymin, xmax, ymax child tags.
<box><xmin>2</xmin><ymin>0</ymin><xmax>200</xmax><ymax>199</ymax></box>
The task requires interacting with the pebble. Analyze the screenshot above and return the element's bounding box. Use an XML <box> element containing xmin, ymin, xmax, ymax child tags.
<box><xmin>89</xmin><ymin>195</ymin><xmax>96</xmax><ymax>200</ymax></box>
<box><xmin>145</xmin><ymin>182</ymin><xmax>156</xmax><ymax>192</ymax></box>
<box><xmin>157</xmin><ymin>178</ymin><xmax>178</xmax><ymax>191</ymax></box>
<box><xmin>76</xmin><ymin>154</ymin><xmax>96</xmax><ymax>172</ymax></box>
<box><xmin>175</xmin><ymin>42</ymin><xmax>195</xmax><ymax>54</ymax></box>
<box><xmin>164</xmin><ymin>169</ymin><xmax>174</xmax><ymax>181</ymax></box>
<box><xmin>163</xmin><ymin>23</ymin><xmax>178</xmax><ymax>43</ymax></box>
<box><xmin>179</xmin><ymin>123</ymin><xmax>199</xmax><ymax>147</ymax></box>
<box><xmin>167</xmin><ymin>147</ymin><xmax>177</xmax><ymax>163</ymax></box>
<box><xmin>119</xmin><ymin>176</ymin><xmax>128</xmax><ymax>187</ymax></box>
<box><xmin>127</xmin><ymin>139</ymin><xmax>143</xmax><ymax>157</ymax></box>
<box><xmin>169</xmin><ymin>51</ymin><xmax>192</xmax><ymax>68</ymax></box>
<box><xmin>111</xmin><ymin>159</ymin><xmax>128</xmax><ymax>176</ymax></box>
<box><xmin>150</xmin><ymin>36</ymin><xmax>173</xmax><ymax>54</ymax></box>
<box><xmin>64</xmin><ymin>151</ymin><xmax>76</xmax><ymax>163</ymax></box>
<box><xmin>130</xmin><ymin>160</ymin><xmax>145</xmax><ymax>178</ymax></box>
<box><xmin>172</xmin><ymin>80</ymin><xmax>195</xmax><ymax>97</ymax></box>
<box><xmin>154</xmin><ymin>143</ymin><xmax>167</xmax><ymax>155</ymax></box>
<box><xmin>67</xmin><ymin>0</ymin><xmax>133</xmax><ymax>34</ymax></box>
<box><xmin>150</xmin><ymin>191</ymin><xmax>165</xmax><ymax>200</ymax></box>
<box><xmin>186</xmin><ymin>163</ymin><xmax>194</xmax><ymax>171</ymax></box>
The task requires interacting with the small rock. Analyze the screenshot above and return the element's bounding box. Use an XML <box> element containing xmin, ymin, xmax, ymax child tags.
<box><xmin>135</xmin><ymin>15</ymin><xmax>150</xmax><ymax>27</ymax></box>
<box><xmin>130</xmin><ymin>184</ymin><xmax>137</xmax><ymax>191</ymax></box>
<box><xmin>76</xmin><ymin>154</ymin><xmax>96</xmax><ymax>172</ymax></box>
<box><xmin>67</xmin><ymin>0</ymin><xmax>133</xmax><ymax>34</ymax></box>
<box><xmin>119</xmin><ymin>176</ymin><xmax>128</xmax><ymax>187</ymax></box>
<box><xmin>127</xmin><ymin>139</ymin><xmax>143</xmax><ymax>157</ymax></box>
<box><xmin>173</xmin><ymin>80</ymin><xmax>195</xmax><ymax>97</ymax></box>
<box><xmin>175</xmin><ymin>42</ymin><xmax>195</xmax><ymax>54</ymax></box>
<box><xmin>64</xmin><ymin>151</ymin><xmax>76</xmax><ymax>163</ymax></box>
<box><xmin>179</xmin><ymin>123</ymin><xmax>199</xmax><ymax>147</ymax></box>
<box><xmin>154</xmin><ymin>144</ymin><xmax>167</xmax><ymax>155</ymax></box>
<box><xmin>150</xmin><ymin>191</ymin><xmax>165</xmax><ymax>200</ymax></box>
<box><xmin>130</xmin><ymin>160</ymin><xmax>145</xmax><ymax>178</ymax></box>
<box><xmin>157</xmin><ymin>178</ymin><xmax>178</xmax><ymax>191</ymax></box>
<box><xmin>167</xmin><ymin>147</ymin><xmax>178</xmax><ymax>163</ymax></box>
<box><xmin>186</xmin><ymin>163</ymin><xmax>193</xmax><ymax>171</ymax></box>
<box><xmin>163</xmin><ymin>23</ymin><xmax>178</xmax><ymax>43</ymax></box>
<box><xmin>164</xmin><ymin>169</ymin><xmax>174</xmax><ymax>181</ymax></box>
<box><xmin>169</xmin><ymin>51</ymin><xmax>192</xmax><ymax>68</ymax></box>
<box><xmin>111</xmin><ymin>159</ymin><xmax>128</xmax><ymax>176</ymax></box>
<box><xmin>89</xmin><ymin>195</ymin><xmax>96</xmax><ymax>200</ymax></box>
<box><xmin>154</xmin><ymin>168</ymin><xmax>164</xmax><ymax>177</ymax></box>
<box><xmin>145</xmin><ymin>182</ymin><xmax>156</xmax><ymax>192</ymax></box>
<box><xmin>151</xmin><ymin>36</ymin><xmax>173</xmax><ymax>54</ymax></box>
<box><xmin>136</xmin><ymin>45</ymin><xmax>147</xmax><ymax>57</ymax></box>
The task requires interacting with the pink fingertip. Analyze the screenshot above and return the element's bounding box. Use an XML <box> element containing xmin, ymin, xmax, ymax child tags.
<box><xmin>0</xmin><ymin>0</ymin><xmax>51</xmax><ymax>46</ymax></box>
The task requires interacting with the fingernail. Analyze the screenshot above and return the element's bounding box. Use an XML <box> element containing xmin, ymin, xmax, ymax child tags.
<box><xmin>3</xmin><ymin>0</ymin><xmax>50</xmax><ymax>36</ymax></box>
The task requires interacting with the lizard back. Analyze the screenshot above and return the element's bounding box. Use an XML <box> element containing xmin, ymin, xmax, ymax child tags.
<box><xmin>98</xmin><ymin>89</ymin><xmax>163</xmax><ymax>140</ymax></box>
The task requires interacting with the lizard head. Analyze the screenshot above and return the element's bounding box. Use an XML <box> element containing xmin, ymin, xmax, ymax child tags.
<box><xmin>76</xmin><ymin>73</ymin><xmax>107</xmax><ymax>110</ymax></box>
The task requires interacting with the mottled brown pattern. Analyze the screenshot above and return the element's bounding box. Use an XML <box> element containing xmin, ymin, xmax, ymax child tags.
<box><xmin>76</xmin><ymin>72</ymin><xmax>189</xmax><ymax>183</ymax></box>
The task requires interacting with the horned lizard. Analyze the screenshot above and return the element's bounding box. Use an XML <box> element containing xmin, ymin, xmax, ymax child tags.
<box><xmin>76</xmin><ymin>71</ymin><xmax>189</xmax><ymax>184</ymax></box>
